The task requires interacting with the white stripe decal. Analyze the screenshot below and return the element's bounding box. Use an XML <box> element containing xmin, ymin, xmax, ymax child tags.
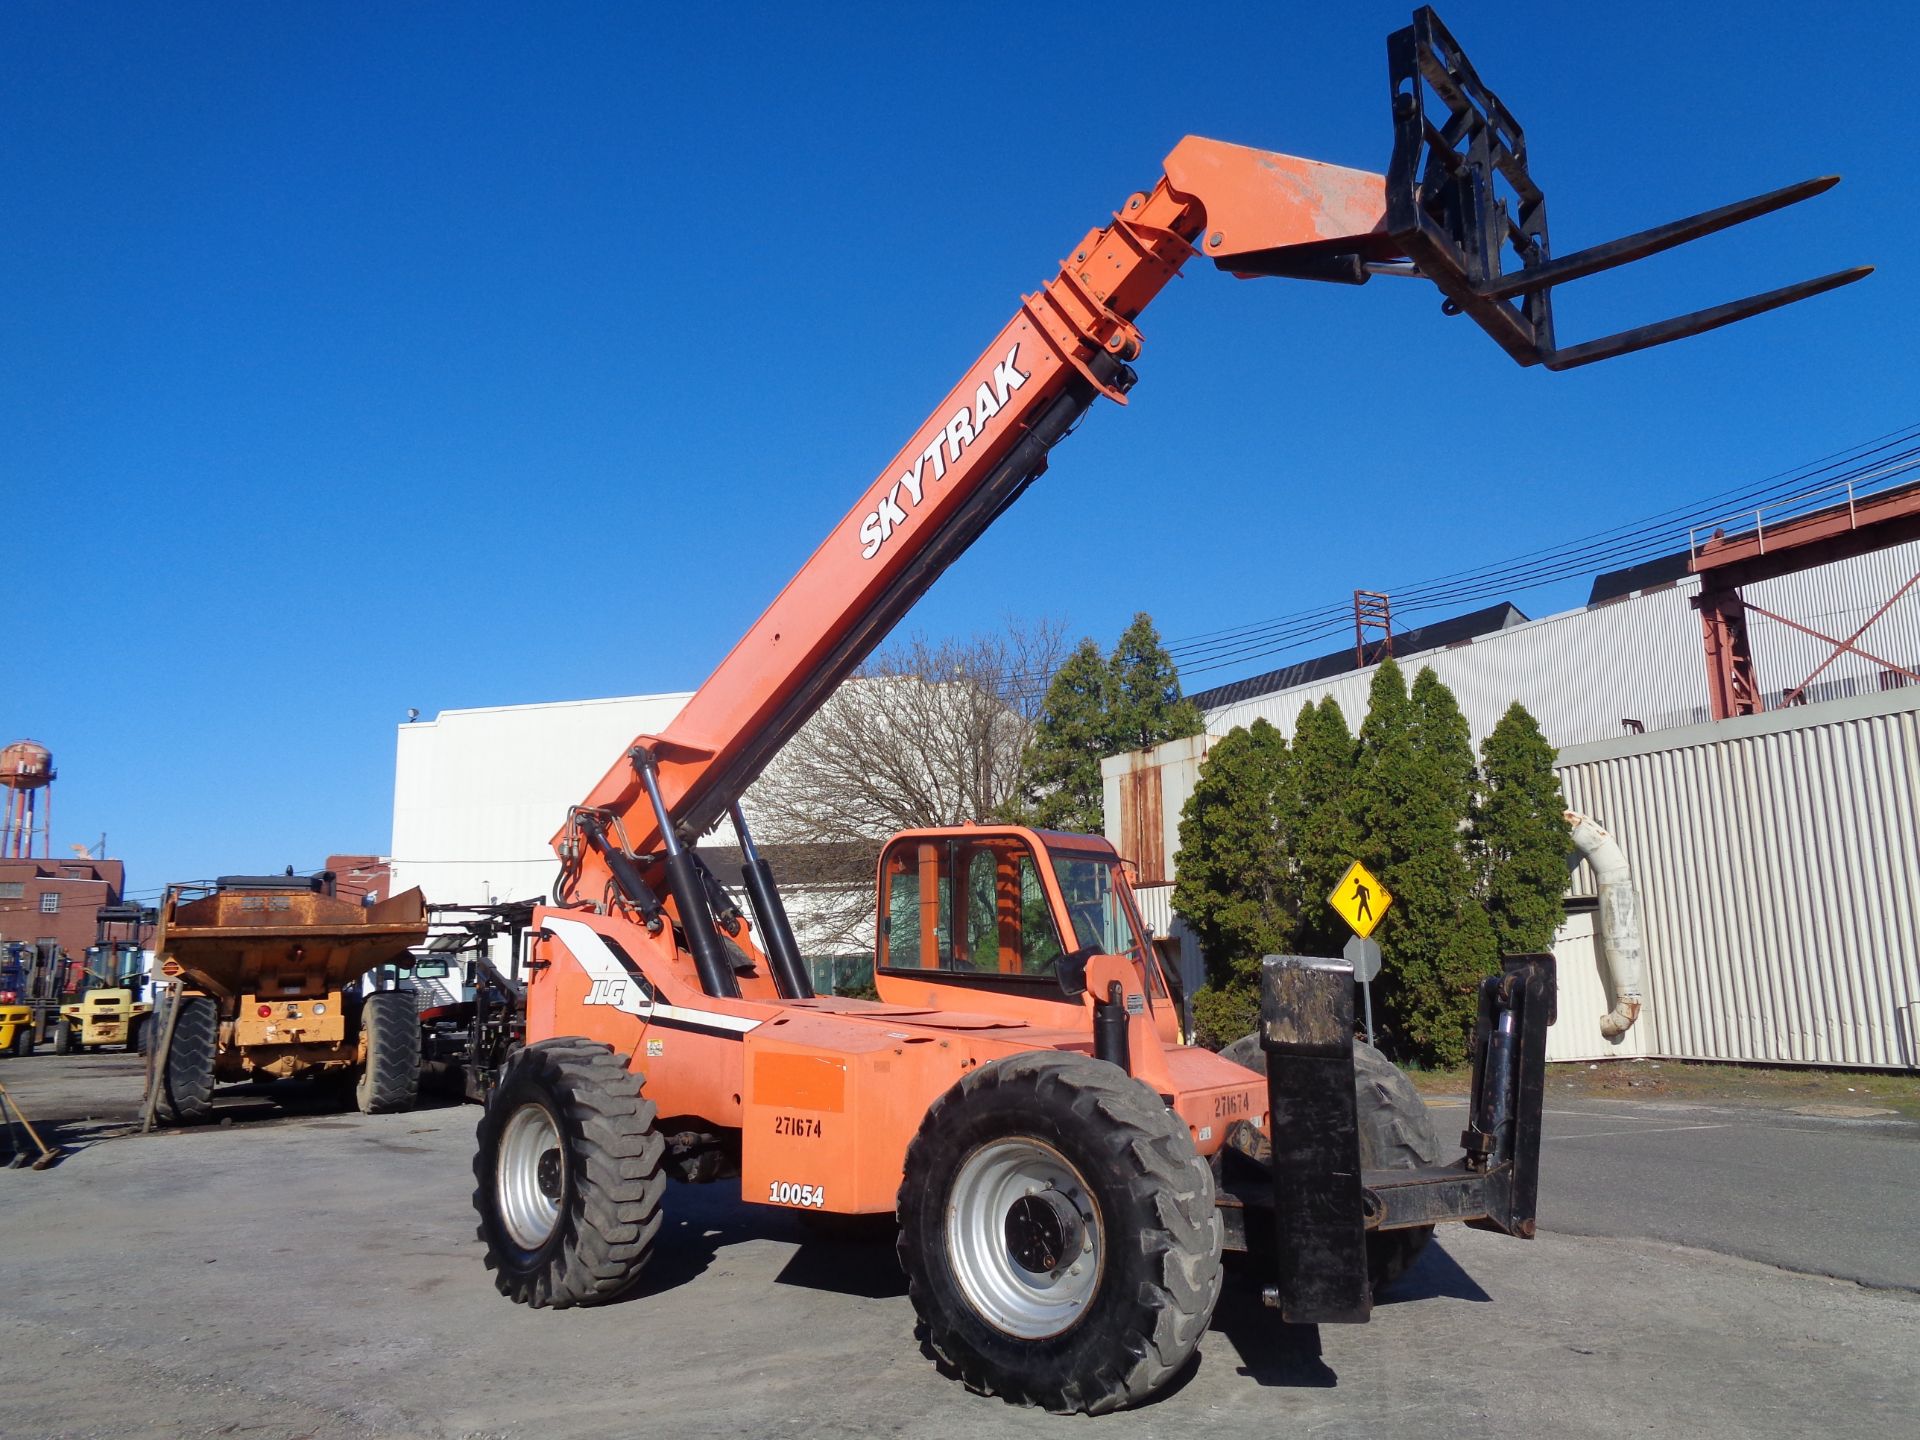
<box><xmin>543</xmin><ymin>916</ymin><xmax>760</xmax><ymax>1033</ymax></box>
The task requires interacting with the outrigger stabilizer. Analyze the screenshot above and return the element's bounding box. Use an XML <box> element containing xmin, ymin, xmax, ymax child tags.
<box><xmin>1233</xmin><ymin>8</ymin><xmax>1871</xmax><ymax>371</ymax></box>
<box><xmin>1221</xmin><ymin>952</ymin><xmax>1556</xmax><ymax>1323</ymax></box>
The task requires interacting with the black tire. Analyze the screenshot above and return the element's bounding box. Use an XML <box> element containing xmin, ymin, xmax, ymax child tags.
<box><xmin>53</xmin><ymin>1020</ymin><xmax>75</xmax><ymax>1055</ymax></box>
<box><xmin>897</xmin><ymin>1051</ymin><xmax>1223</xmax><ymax>1415</ymax></box>
<box><xmin>473</xmin><ymin>1039</ymin><xmax>665</xmax><ymax>1308</ymax></box>
<box><xmin>129</xmin><ymin>1015</ymin><xmax>148</xmax><ymax>1055</ymax></box>
<box><xmin>9</xmin><ymin>1026</ymin><xmax>33</xmax><ymax>1057</ymax></box>
<box><xmin>355</xmin><ymin>991</ymin><xmax>421</xmax><ymax>1114</ymax></box>
<box><xmin>161</xmin><ymin>996</ymin><xmax>219</xmax><ymax>1125</ymax></box>
<box><xmin>1219</xmin><ymin>1033</ymin><xmax>1444</xmax><ymax>1290</ymax></box>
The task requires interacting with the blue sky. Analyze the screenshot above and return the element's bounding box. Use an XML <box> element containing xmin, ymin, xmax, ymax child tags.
<box><xmin>5</xmin><ymin>2</ymin><xmax>1913</xmax><ymax>895</ymax></box>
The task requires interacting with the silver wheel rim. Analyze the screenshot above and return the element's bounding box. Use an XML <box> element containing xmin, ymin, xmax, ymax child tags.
<box><xmin>946</xmin><ymin>1138</ymin><xmax>1101</xmax><ymax>1339</ymax></box>
<box><xmin>497</xmin><ymin>1102</ymin><xmax>565</xmax><ymax>1251</ymax></box>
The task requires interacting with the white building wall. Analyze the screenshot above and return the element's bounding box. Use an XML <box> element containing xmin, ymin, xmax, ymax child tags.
<box><xmin>390</xmin><ymin>691</ymin><xmax>706</xmax><ymax>910</ymax></box>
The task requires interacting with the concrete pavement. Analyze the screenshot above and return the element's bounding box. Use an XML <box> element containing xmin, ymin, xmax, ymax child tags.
<box><xmin>1</xmin><ymin>1054</ymin><xmax>1915</xmax><ymax>1439</ymax></box>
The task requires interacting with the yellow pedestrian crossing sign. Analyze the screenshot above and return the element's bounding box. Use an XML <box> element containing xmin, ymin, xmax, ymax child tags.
<box><xmin>1330</xmin><ymin>860</ymin><xmax>1391</xmax><ymax>938</ymax></box>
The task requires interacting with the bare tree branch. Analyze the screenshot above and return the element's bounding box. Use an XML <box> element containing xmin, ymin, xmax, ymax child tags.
<box><xmin>743</xmin><ymin>618</ymin><xmax>1068</xmax><ymax>951</ymax></box>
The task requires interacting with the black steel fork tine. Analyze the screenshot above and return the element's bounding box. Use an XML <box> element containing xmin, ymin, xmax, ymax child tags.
<box><xmin>1542</xmin><ymin>266</ymin><xmax>1874</xmax><ymax>372</ymax></box>
<box><xmin>1485</xmin><ymin>176</ymin><xmax>1843</xmax><ymax>302</ymax></box>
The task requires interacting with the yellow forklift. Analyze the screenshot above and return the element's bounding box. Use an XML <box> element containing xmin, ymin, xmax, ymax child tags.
<box><xmin>52</xmin><ymin>984</ymin><xmax>150</xmax><ymax>1054</ymax></box>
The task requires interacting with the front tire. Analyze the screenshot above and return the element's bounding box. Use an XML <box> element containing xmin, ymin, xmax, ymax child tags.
<box><xmin>10</xmin><ymin>1026</ymin><xmax>34</xmax><ymax>1057</ymax></box>
<box><xmin>355</xmin><ymin>991</ymin><xmax>421</xmax><ymax>1114</ymax></box>
<box><xmin>473</xmin><ymin>1039</ymin><xmax>666</xmax><ymax>1308</ymax></box>
<box><xmin>897</xmin><ymin>1052</ymin><xmax>1223</xmax><ymax>1415</ymax></box>
<box><xmin>53</xmin><ymin>1020</ymin><xmax>75</xmax><ymax>1055</ymax></box>
<box><xmin>1220</xmin><ymin>1033</ymin><xmax>1444</xmax><ymax>1290</ymax></box>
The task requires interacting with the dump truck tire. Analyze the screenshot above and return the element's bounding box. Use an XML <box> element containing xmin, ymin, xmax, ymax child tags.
<box><xmin>1220</xmin><ymin>1033</ymin><xmax>1444</xmax><ymax>1291</ymax></box>
<box><xmin>473</xmin><ymin>1039</ymin><xmax>665</xmax><ymax>1308</ymax></box>
<box><xmin>355</xmin><ymin>991</ymin><xmax>421</xmax><ymax>1114</ymax></box>
<box><xmin>897</xmin><ymin>1051</ymin><xmax>1224</xmax><ymax>1415</ymax></box>
<box><xmin>53</xmin><ymin>1020</ymin><xmax>75</xmax><ymax>1055</ymax></box>
<box><xmin>162</xmin><ymin>996</ymin><xmax>218</xmax><ymax>1125</ymax></box>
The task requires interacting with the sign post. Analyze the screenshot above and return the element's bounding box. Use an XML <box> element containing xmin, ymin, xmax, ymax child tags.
<box><xmin>1343</xmin><ymin>934</ymin><xmax>1382</xmax><ymax>1047</ymax></box>
<box><xmin>1329</xmin><ymin>860</ymin><xmax>1392</xmax><ymax>1048</ymax></box>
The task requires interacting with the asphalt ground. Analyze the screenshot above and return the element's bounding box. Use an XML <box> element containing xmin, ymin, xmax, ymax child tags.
<box><xmin>1</xmin><ymin>1052</ymin><xmax>1915</xmax><ymax>1440</ymax></box>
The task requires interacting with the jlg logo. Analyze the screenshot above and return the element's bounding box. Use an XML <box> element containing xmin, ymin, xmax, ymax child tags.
<box><xmin>857</xmin><ymin>344</ymin><xmax>1029</xmax><ymax>560</ymax></box>
<box><xmin>584</xmin><ymin>977</ymin><xmax>628</xmax><ymax>1007</ymax></box>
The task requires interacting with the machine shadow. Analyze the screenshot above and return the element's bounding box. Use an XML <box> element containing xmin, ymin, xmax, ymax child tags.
<box><xmin>1376</xmin><ymin>1235</ymin><xmax>1491</xmax><ymax>1305</ymax></box>
<box><xmin>1209</xmin><ymin>1275</ymin><xmax>1338</xmax><ymax>1390</ymax></box>
<box><xmin>626</xmin><ymin>1180</ymin><xmax>912</xmax><ymax>1301</ymax></box>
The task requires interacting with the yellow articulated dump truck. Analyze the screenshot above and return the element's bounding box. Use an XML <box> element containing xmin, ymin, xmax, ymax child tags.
<box><xmin>147</xmin><ymin>872</ymin><xmax>429</xmax><ymax>1124</ymax></box>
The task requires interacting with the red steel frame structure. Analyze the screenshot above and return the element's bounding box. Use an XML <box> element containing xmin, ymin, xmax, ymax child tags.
<box><xmin>1691</xmin><ymin>482</ymin><xmax>1920</xmax><ymax>720</ymax></box>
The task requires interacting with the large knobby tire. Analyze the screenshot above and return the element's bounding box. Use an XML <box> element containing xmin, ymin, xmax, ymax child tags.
<box><xmin>1220</xmin><ymin>1033</ymin><xmax>1444</xmax><ymax>1290</ymax></box>
<box><xmin>160</xmin><ymin>996</ymin><xmax>218</xmax><ymax>1125</ymax></box>
<box><xmin>355</xmin><ymin>991</ymin><xmax>422</xmax><ymax>1114</ymax></box>
<box><xmin>473</xmin><ymin>1039</ymin><xmax>666</xmax><ymax>1308</ymax></box>
<box><xmin>897</xmin><ymin>1051</ymin><xmax>1224</xmax><ymax>1415</ymax></box>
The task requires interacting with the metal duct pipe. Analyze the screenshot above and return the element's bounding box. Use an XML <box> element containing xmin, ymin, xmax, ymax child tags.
<box><xmin>1565</xmin><ymin>811</ymin><xmax>1645</xmax><ymax>1039</ymax></box>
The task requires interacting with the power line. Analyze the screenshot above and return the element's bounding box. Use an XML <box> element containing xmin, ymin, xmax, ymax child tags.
<box><xmin>1158</xmin><ymin>422</ymin><xmax>1920</xmax><ymax>684</ymax></box>
<box><xmin>1166</xmin><ymin>425</ymin><xmax>1920</xmax><ymax>667</ymax></box>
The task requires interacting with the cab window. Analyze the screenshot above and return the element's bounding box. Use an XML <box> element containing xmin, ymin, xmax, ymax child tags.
<box><xmin>1048</xmin><ymin>847</ymin><xmax>1165</xmax><ymax>997</ymax></box>
<box><xmin>880</xmin><ymin>836</ymin><xmax>1064</xmax><ymax>977</ymax></box>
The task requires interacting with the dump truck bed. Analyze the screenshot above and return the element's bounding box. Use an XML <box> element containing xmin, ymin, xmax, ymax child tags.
<box><xmin>155</xmin><ymin>884</ymin><xmax>428</xmax><ymax>999</ymax></box>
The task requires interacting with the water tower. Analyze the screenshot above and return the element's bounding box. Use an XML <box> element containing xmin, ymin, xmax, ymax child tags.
<box><xmin>1</xmin><ymin>740</ymin><xmax>55</xmax><ymax>859</ymax></box>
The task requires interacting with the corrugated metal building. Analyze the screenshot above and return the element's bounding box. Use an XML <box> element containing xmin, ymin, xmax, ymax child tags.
<box><xmin>1555</xmin><ymin>686</ymin><xmax>1920</xmax><ymax>1069</ymax></box>
<box><xmin>1192</xmin><ymin>538</ymin><xmax>1920</xmax><ymax>749</ymax></box>
<box><xmin>1105</xmin><ymin>538</ymin><xmax>1920</xmax><ymax>1069</ymax></box>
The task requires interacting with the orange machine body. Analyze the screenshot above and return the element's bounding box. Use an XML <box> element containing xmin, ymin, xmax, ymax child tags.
<box><xmin>528</xmin><ymin>825</ymin><xmax>1264</xmax><ymax>1215</ymax></box>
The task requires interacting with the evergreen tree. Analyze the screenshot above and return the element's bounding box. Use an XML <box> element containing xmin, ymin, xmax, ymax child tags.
<box><xmin>1347</xmin><ymin>661</ymin><xmax>1495</xmax><ymax>1066</ymax></box>
<box><xmin>1108</xmin><ymin>612</ymin><xmax>1205</xmax><ymax>751</ymax></box>
<box><xmin>1016</xmin><ymin>612</ymin><xmax>1201</xmax><ymax>834</ymax></box>
<box><xmin>1285</xmin><ymin>698</ymin><xmax>1361</xmax><ymax>957</ymax></box>
<box><xmin>1172</xmin><ymin>720</ymin><xmax>1293</xmax><ymax>1045</ymax></box>
<box><xmin>1018</xmin><ymin>638</ymin><xmax>1114</xmax><ymax>834</ymax></box>
<box><xmin>1475</xmin><ymin>701</ymin><xmax>1571</xmax><ymax>955</ymax></box>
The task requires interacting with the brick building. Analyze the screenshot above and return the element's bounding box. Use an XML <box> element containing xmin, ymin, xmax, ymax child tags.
<box><xmin>324</xmin><ymin>854</ymin><xmax>392</xmax><ymax>906</ymax></box>
<box><xmin>0</xmin><ymin>857</ymin><xmax>127</xmax><ymax>969</ymax></box>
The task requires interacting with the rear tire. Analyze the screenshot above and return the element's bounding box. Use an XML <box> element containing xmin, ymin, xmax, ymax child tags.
<box><xmin>473</xmin><ymin>1039</ymin><xmax>665</xmax><ymax>1308</ymax></box>
<box><xmin>160</xmin><ymin>996</ymin><xmax>218</xmax><ymax>1125</ymax></box>
<box><xmin>897</xmin><ymin>1051</ymin><xmax>1223</xmax><ymax>1415</ymax></box>
<box><xmin>1220</xmin><ymin>1033</ymin><xmax>1443</xmax><ymax>1290</ymax></box>
<box><xmin>355</xmin><ymin>991</ymin><xmax>421</xmax><ymax>1114</ymax></box>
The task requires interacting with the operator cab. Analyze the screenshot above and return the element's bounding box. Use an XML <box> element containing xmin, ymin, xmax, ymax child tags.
<box><xmin>871</xmin><ymin>826</ymin><xmax>1176</xmax><ymax>1034</ymax></box>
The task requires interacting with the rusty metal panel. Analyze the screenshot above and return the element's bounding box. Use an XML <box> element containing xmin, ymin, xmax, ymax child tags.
<box><xmin>1111</xmin><ymin>754</ymin><xmax>1168</xmax><ymax>885</ymax></box>
<box><xmin>1555</xmin><ymin>685</ymin><xmax>1920</xmax><ymax>1069</ymax></box>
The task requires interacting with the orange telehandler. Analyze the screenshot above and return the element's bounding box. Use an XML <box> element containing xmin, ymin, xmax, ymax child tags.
<box><xmin>470</xmin><ymin>9</ymin><xmax>1865</xmax><ymax>1413</ymax></box>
